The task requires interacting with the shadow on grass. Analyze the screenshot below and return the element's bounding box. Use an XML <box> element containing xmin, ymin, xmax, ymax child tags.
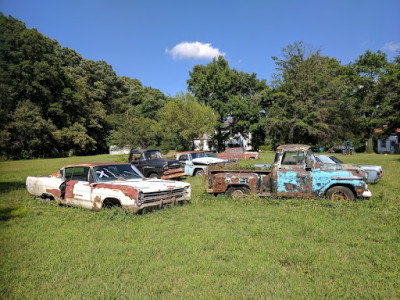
<box><xmin>0</xmin><ymin>206</ymin><xmax>28</xmax><ymax>221</ymax></box>
<box><xmin>0</xmin><ymin>182</ymin><xmax>26</xmax><ymax>194</ymax></box>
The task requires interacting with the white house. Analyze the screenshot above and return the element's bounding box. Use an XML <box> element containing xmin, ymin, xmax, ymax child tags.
<box><xmin>109</xmin><ymin>145</ymin><xmax>131</xmax><ymax>155</ymax></box>
<box><xmin>193</xmin><ymin>118</ymin><xmax>253</xmax><ymax>151</ymax></box>
<box><xmin>374</xmin><ymin>128</ymin><xmax>400</xmax><ymax>154</ymax></box>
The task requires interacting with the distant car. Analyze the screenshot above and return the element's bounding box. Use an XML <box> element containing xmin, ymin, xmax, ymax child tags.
<box><xmin>327</xmin><ymin>145</ymin><xmax>355</xmax><ymax>155</ymax></box>
<box><xmin>177</xmin><ymin>151</ymin><xmax>228</xmax><ymax>176</ymax></box>
<box><xmin>314</xmin><ymin>155</ymin><xmax>383</xmax><ymax>184</ymax></box>
<box><xmin>26</xmin><ymin>163</ymin><xmax>191</xmax><ymax>213</ymax></box>
<box><xmin>217</xmin><ymin>147</ymin><xmax>259</xmax><ymax>160</ymax></box>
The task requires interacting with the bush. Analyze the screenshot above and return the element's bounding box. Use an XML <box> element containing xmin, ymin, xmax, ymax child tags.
<box><xmin>259</xmin><ymin>145</ymin><xmax>273</xmax><ymax>152</ymax></box>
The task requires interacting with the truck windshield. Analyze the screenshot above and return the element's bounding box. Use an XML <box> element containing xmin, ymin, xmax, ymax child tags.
<box><xmin>93</xmin><ymin>164</ymin><xmax>143</xmax><ymax>182</ymax></box>
<box><xmin>143</xmin><ymin>151</ymin><xmax>162</xmax><ymax>160</ymax></box>
<box><xmin>192</xmin><ymin>152</ymin><xmax>207</xmax><ymax>159</ymax></box>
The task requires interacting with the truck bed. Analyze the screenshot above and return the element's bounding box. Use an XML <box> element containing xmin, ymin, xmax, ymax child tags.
<box><xmin>207</xmin><ymin>169</ymin><xmax>272</xmax><ymax>196</ymax></box>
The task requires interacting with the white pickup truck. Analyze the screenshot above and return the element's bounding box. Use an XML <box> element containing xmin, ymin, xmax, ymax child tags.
<box><xmin>26</xmin><ymin>163</ymin><xmax>191</xmax><ymax>213</ymax></box>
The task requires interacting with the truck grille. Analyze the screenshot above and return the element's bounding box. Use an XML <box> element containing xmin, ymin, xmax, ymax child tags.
<box><xmin>169</xmin><ymin>163</ymin><xmax>182</xmax><ymax>170</ymax></box>
<box><xmin>142</xmin><ymin>188</ymin><xmax>186</xmax><ymax>203</ymax></box>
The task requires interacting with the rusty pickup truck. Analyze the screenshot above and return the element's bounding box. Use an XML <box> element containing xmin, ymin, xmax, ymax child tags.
<box><xmin>207</xmin><ymin>144</ymin><xmax>371</xmax><ymax>201</ymax></box>
<box><xmin>217</xmin><ymin>147</ymin><xmax>259</xmax><ymax>160</ymax></box>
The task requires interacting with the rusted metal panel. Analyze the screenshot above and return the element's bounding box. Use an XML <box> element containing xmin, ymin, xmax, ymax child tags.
<box><xmin>217</xmin><ymin>148</ymin><xmax>259</xmax><ymax>160</ymax></box>
<box><xmin>161</xmin><ymin>167</ymin><xmax>186</xmax><ymax>179</ymax></box>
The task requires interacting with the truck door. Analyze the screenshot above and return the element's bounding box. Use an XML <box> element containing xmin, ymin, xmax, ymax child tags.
<box><xmin>275</xmin><ymin>150</ymin><xmax>313</xmax><ymax>198</ymax></box>
<box><xmin>178</xmin><ymin>154</ymin><xmax>192</xmax><ymax>176</ymax></box>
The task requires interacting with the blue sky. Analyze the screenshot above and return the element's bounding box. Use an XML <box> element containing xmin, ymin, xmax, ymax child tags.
<box><xmin>1</xmin><ymin>0</ymin><xmax>399</xmax><ymax>96</ymax></box>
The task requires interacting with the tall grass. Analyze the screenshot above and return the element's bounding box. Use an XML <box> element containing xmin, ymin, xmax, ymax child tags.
<box><xmin>0</xmin><ymin>152</ymin><xmax>399</xmax><ymax>298</ymax></box>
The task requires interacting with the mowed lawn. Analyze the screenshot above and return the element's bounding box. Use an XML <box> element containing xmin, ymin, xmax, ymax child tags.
<box><xmin>0</xmin><ymin>152</ymin><xmax>399</xmax><ymax>299</ymax></box>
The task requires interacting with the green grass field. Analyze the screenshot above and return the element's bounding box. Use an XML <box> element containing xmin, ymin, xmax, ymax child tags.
<box><xmin>1</xmin><ymin>152</ymin><xmax>399</xmax><ymax>299</ymax></box>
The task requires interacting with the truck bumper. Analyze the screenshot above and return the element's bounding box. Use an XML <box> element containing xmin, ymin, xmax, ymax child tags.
<box><xmin>362</xmin><ymin>189</ymin><xmax>372</xmax><ymax>198</ymax></box>
<box><xmin>161</xmin><ymin>172</ymin><xmax>186</xmax><ymax>180</ymax></box>
<box><xmin>124</xmin><ymin>196</ymin><xmax>191</xmax><ymax>213</ymax></box>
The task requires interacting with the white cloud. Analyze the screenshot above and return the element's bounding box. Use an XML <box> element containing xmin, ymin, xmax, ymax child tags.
<box><xmin>382</xmin><ymin>42</ymin><xmax>400</xmax><ymax>52</ymax></box>
<box><xmin>165</xmin><ymin>41</ymin><xmax>225</xmax><ymax>60</ymax></box>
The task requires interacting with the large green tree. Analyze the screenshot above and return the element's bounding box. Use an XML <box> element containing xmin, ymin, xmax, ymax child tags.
<box><xmin>0</xmin><ymin>14</ymin><xmax>135</xmax><ymax>158</ymax></box>
<box><xmin>158</xmin><ymin>92</ymin><xmax>217</xmax><ymax>150</ymax></box>
<box><xmin>378</xmin><ymin>55</ymin><xmax>400</xmax><ymax>135</ymax></box>
<box><xmin>187</xmin><ymin>56</ymin><xmax>267</xmax><ymax>151</ymax></box>
<box><xmin>349</xmin><ymin>50</ymin><xmax>397</xmax><ymax>152</ymax></box>
<box><xmin>266</xmin><ymin>41</ymin><xmax>357</xmax><ymax>148</ymax></box>
<box><xmin>109</xmin><ymin>116</ymin><xmax>159</xmax><ymax>149</ymax></box>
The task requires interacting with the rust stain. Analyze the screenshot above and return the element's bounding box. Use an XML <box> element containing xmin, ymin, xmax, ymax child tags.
<box><xmin>161</xmin><ymin>170</ymin><xmax>186</xmax><ymax>179</ymax></box>
<box><xmin>65</xmin><ymin>180</ymin><xmax>79</xmax><ymax>200</ymax></box>
<box><xmin>94</xmin><ymin>183</ymin><xmax>138</xmax><ymax>200</ymax></box>
<box><xmin>45</xmin><ymin>188</ymin><xmax>61</xmax><ymax>199</ymax></box>
<box><xmin>92</xmin><ymin>195</ymin><xmax>102</xmax><ymax>211</ymax></box>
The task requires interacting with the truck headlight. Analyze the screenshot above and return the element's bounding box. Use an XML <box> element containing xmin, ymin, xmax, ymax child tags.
<box><xmin>163</xmin><ymin>163</ymin><xmax>168</xmax><ymax>170</ymax></box>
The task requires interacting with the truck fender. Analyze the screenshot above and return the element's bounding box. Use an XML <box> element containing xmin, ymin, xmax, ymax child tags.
<box><xmin>324</xmin><ymin>184</ymin><xmax>356</xmax><ymax>198</ymax></box>
<box><xmin>226</xmin><ymin>185</ymin><xmax>251</xmax><ymax>199</ymax></box>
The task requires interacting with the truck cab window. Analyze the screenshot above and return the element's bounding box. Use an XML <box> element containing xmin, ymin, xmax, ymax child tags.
<box><xmin>179</xmin><ymin>154</ymin><xmax>188</xmax><ymax>162</ymax></box>
<box><xmin>281</xmin><ymin>151</ymin><xmax>304</xmax><ymax>165</ymax></box>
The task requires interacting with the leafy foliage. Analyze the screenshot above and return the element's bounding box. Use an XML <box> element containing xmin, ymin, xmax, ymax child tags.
<box><xmin>0</xmin><ymin>14</ymin><xmax>167</xmax><ymax>158</ymax></box>
<box><xmin>158</xmin><ymin>92</ymin><xmax>218</xmax><ymax>150</ymax></box>
<box><xmin>187</xmin><ymin>56</ymin><xmax>267</xmax><ymax>150</ymax></box>
<box><xmin>1</xmin><ymin>13</ymin><xmax>399</xmax><ymax>158</ymax></box>
<box><xmin>266</xmin><ymin>41</ymin><xmax>399</xmax><ymax>150</ymax></box>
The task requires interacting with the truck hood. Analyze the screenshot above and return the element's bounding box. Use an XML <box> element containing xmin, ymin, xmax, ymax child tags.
<box><xmin>192</xmin><ymin>157</ymin><xmax>228</xmax><ymax>165</ymax></box>
<box><xmin>94</xmin><ymin>178</ymin><xmax>190</xmax><ymax>193</ymax></box>
<box><xmin>320</xmin><ymin>163</ymin><xmax>361</xmax><ymax>171</ymax></box>
<box><xmin>145</xmin><ymin>158</ymin><xmax>181</xmax><ymax>168</ymax></box>
<box><xmin>359</xmin><ymin>165</ymin><xmax>382</xmax><ymax>171</ymax></box>
<box><xmin>319</xmin><ymin>163</ymin><xmax>368</xmax><ymax>180</ymax></box>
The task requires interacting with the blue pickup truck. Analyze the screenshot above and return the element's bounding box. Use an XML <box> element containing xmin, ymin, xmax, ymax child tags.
<box><xmin>207</xmin><ymin>144</ymin><xmax>371</xmax><ymax>201</ymax></box>
<box><xmin>177</xmin><ymin>151</ymin><xmax>228</xmax><ymax>176</ymax></box>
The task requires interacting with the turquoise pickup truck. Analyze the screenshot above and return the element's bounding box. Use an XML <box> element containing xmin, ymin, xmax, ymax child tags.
<box><xmin>207</xmin><ymin>144</ymin><xmax>371</xmax><ymax>201</ymax></box>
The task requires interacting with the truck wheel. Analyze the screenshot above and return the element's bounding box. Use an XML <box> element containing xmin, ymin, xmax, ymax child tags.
<box><xmin>326</xmin><ymin>186</ymin><xmax>354</xmax><ymax>202</ymax></box>
<box><xmin>249</xmin><ymin>157</ymin><xmax>255</xmax><ymax>160</ymax></box>
<box><xmin>227</xmin><ymin>186</ymin><xmax>250</xmax><ymax>199</ymax></box>
<box><xmin>195</xmin><ymin>169</ymin><xmax>205</xmax><ymax>177</ymax></box>
<box><xmin>149</xmin><ymin>173</ymin><xmax>160</xmax><ymax>179</ymax></box>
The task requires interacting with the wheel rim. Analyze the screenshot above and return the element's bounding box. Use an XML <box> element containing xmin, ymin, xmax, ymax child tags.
<box><xmin>195</xmin><ymin>170</ymin><xmax>204</xmax><ymax>177</ymax></box>
<box><xmin>231</xmin><ymin>189</ymin><xmax>245</xmax><ymax>199</ymax></box>
<box><xmin>331</xmin><ymin>191</ymin><xmax>349</xmax><ymax>202</ymax></box>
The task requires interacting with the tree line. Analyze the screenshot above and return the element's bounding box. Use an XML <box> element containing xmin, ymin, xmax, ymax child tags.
<box><xmin>0</xmin><ymin>14</ymin><xmax>399</xmax><ymax>159</ymax></box>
